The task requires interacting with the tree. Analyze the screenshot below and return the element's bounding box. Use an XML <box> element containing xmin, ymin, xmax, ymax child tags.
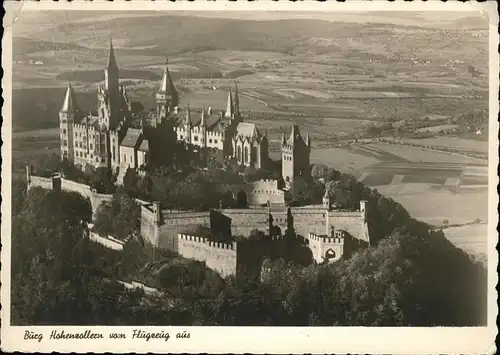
<box><xmin>93</xmin><ymin>190</ymin><xmax>140</xmax><ymax>240</ymax></box>
<box><xmin>311</xmin><ymin>164</ymin><xmax>328</xmax><ymax>180</ymax></box>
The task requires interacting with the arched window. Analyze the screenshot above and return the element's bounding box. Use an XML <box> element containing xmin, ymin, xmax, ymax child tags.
<box><xmin>237</xmin><ymin>146</ymin><xmax>242</xmax><ymax>162</ymax></box>
<box><xmin>244</xmin><ymin>146</ymin><xmax>249</xmax><ymax>163</ymax></box>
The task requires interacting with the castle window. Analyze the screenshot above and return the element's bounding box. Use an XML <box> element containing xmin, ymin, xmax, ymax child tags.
<box><xmin>209</xmin><ymin>139</ymin><xmax>213</xmax><ymax>144</ymax></box>
<box><xmin>237</xmin><ymin>146</ymin><xmax>242</xmax><ymax>162</ymax></box>
<box><xmin>62</xmin><ymin>128</ymin><xmax>67</xmax><ymax>134</ymax></box>
<box><xmin>101</xmin><ymin>157</ymin><xmax>105</xmax><ymax>163</ymax></box>
<box><xmin>244</xmin><ymin>146</ymin><xmax>249</xmax><ymax>163</ymax></box>
<box><xmin>180</xmin><ymin>135</ymin><xmax>183</xmax><ymax>139</ymax></box>
<box><xmin>61</xmin><ymin>119</ymin><xmax>67</xmax><ymax>124</ymax></box>
<box><xmin>90</xmin><ymin>154</ymin><xmax>93</xmax><ymax>159</ymax></box>
<box><xmin>63</xmin><ymin>140</ymin><xmax>67</xmax><ymax>146</ymax></box>
<box><xmin>214</xmin><ymin>140</ymin><xmax>218</xmax><ymax>144</ymax></box>
<box><xmin>90</xmin><ymin>143</ymin><xmax>93</xmax><ymax>150</ymax></box>
<box><xmin>194</xmin><ymin>136</ymin><xmax>198</xmax><ymax>142</ymax></box>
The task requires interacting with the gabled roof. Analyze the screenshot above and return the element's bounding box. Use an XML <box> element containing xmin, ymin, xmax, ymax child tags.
<box><xmin>78</xmin><ymin>115</ymin><xmax>99</xmax><ymax>126</ymax></box>
<box><xmin>121</xmin><ymin>128</ymin><xmax>143</xmax><ymax>148</ymax></box>
<box><xmin>138</xmin><ymin>139</ymin><xmax>149</xmax><ymax>152</ymax></box>
<box><xmin>235</xmin><ymin>122</ymin><xmax>261</xmax><ymax>141</ymax></box>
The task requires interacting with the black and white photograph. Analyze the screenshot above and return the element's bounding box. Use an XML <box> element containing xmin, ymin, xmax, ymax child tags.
<box><xmin>1</xmin><ymin>2</ymin><xmax>498</xmax><ymax>354</ymax></box>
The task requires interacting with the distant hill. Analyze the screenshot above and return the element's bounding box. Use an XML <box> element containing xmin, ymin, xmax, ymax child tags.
<box><xmin>13</xmin><ymin>38</ymin><xmax>87</xmax><ymax>58</ymax></box>
<box><xmin>13</xmin><ymin>14</ymin><xmax>488</xmax><ymax>59</ymax></box>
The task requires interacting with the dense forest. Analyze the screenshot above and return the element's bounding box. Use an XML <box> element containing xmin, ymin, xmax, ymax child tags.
<box><xmin>11</xmin><ymin>155</ymin><xmax>487</xmax><ymax>326</ymax></box>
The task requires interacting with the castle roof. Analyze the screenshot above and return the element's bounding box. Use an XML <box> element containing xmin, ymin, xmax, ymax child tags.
<box><xmin>138</xmin><ymin>139</ymin><xmax>149</xmax><ymax>152</ymax></box>
<box><xmin>121</xmin><ymin>128</ymin><xmax>143</xmax><ymax>148</ymax></box>
<box><xmin>158</xmin><ymin>58</ymin><xmax>177</xmax><ymax>96</ymax></box>
<box><xmin>173</xmin><ymin>108</ymin><xmax>226</xmax><ymax>132</ymax></box>
<box><xmin>235</xmin><ymin>122</ymin><xmax>262</xmax><ymax>141</ymax></box>
<box><xmin>60</xmin><ymin>82</ymin><xmax>80</xmax><ymax>114</ymax></box>
<box><xmin>78</xmin><ymin>115</ymin><xmax>99</xmax><ymax>126</ymax></box>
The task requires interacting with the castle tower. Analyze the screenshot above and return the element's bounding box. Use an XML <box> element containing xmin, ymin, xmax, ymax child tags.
<box><xmin>156</xmin><ymin>57</ymin><xmax>178</xmax><ymax>122</ymax></box>
<box><xmin>224</xmin><ymin>88</ymin><xmax>234</xmax><ymax>119</ymax></box>
<box><xmin>200</xmin><ymin>106</ymin><xmax>207</xmax><ymax>148</ymax></box>
<box><xmin>184</xmin><ymin>105</ymin><xmax>192</xmax><ymax>144</ymax></box>
<box><xmin>281</xmin><ymin>125</ymin><xmax>311</xmax><ymax>185</ymax></box>
<box><xmin>59</xmin><ymin>80</ymin><xmax>80</xmax><ymax>162</ymax></box>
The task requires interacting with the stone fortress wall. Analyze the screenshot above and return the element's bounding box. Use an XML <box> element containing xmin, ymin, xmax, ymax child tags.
<box><xmin>27</xmin><ymin>171</ymin><xmax>113</xmax><ymax>217</ymax></box>
<box><xmin>27</xmin><ymin>170</ymin><xmax>370</xmax><ymax>278</ymax></box>
<box><xmin>177</xmin><ymin>234</ymin><xmax>237</xmax><ymax>278</ymax></box>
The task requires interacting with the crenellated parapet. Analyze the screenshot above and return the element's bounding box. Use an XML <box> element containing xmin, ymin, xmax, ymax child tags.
<box><xmin>177</xmin><ymin>233</ymin><xmax>238</xmax><ymax>277</ymax></box>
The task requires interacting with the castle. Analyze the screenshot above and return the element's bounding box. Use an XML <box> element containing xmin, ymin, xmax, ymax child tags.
<box><xmin>58</xmin><ymin>39</ymin><xmax>310</xmax><ymax>183</ymax></box>
<box><xmin>50</xmin><ymin>38</ymin><xmax>370</xmax><ymax>277</ymax></box>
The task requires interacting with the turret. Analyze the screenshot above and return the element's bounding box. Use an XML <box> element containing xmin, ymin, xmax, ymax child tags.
<box><xmin>184</xmin><ymin>105</ymin><xmax>192</xmax><ymax>144</ymax></box>
<box><xmin>200</xmin><ymin>106</ymin><xmax>207</xmax><ymax>148</ymax></box>
<box><xmin>322</xmin><ymin>187</ymin><xmax>331</xmax><ymax>210</ymax></box>
<box><xmin>156</xmin><ymin>57</ymin><xmax>178</xmax><ymax>121</ymax></box>
<box><xmin>59</xmin><ymin>80</ymin><xmax>80</xmax><ymax>162</ymax></box>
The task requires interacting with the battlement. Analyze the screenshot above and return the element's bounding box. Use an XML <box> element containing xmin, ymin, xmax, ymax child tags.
<box><xmin>307</xmin><ymin>233</ymin><xmax>344</xmax><ymax>245</ymax></box>
<box><xmin>208</xmin><ymin>240</ymin><xmax>237</xmax><ymax>250</ymax></box>
<box><xmin>178</xmin><ymin>233</ymin><xmax>208</xmax><ymax>244</ymax></box>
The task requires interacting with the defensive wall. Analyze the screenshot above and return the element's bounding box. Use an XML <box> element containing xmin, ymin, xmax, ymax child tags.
<box><xmin>27</xmin><ymin>167</ymin><xmax>149</xmax><ymax>219</ymax></box>
<box><xmin>141</xmin><ymin>201</ymin><xmax>370</xmax><ymax>253</ymax></box>
<box><xmin>28</xmin><ymin>173</ymin><xmax>113</xmax><ymax>218</ymax></box>
<box><xmin>177</xmin><ymin>234</ymin><xmax>237</xmax><ymax>278</ymax></box>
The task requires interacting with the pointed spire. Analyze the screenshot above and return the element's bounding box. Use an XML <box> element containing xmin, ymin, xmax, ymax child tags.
<box><xmin>185</xmin><ymin>105</ymin><xmax>192</xmax><ymax>127</ymax></box>
<box><xmin>158</xmin><ymin>56</ymin><xmax>177</xmax><ymax>96</ymax></box>
<box><xmin>287</xmin><ymin>124</ymin><xmax>302</xmax><ymax>146</ymax></box>
<box><xmin>200</xmin><ymin>106</ymin><xmax>206</xmax><ymax>127</ymax></box>
<box><xmin>224</xmin><ymin>88</ymin><xmax>233</xmax><ymax>119</ymax></box>
<box><xmin>305</xmin><ymin>131</ymin><xmax>311</xmax><ymax>147</ymax></box>
<box><xmin>233</xmin><ymin>81</ymin><xmax>240</xmax><ymax>114</ymax></box>
<box><xmin>60</xmin><ymin>80</ymin><xmax>79</xmax><ymax>114</ymax></box>
<box><xmin>107</xmin><ymin>37</ymin><xmax>118</xmax><ymax>71</ymax></box>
